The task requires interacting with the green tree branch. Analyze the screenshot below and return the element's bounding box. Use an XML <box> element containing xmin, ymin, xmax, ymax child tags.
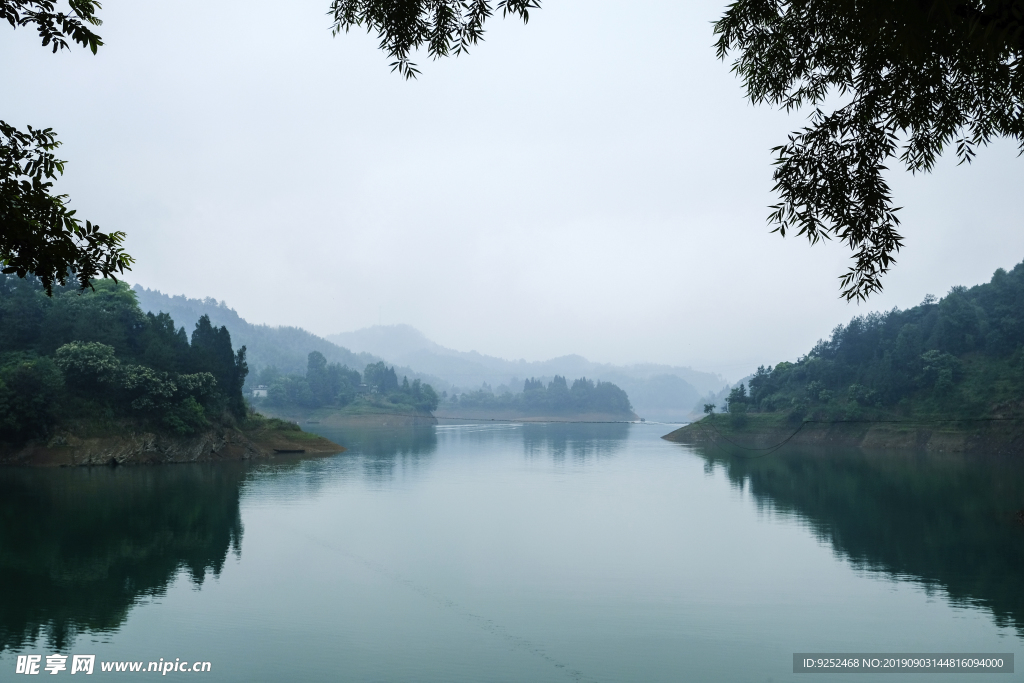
<box><xmin>1</xmin><ymin>1</ymin><xmax>131</xmax><ymax>294</ymax></box>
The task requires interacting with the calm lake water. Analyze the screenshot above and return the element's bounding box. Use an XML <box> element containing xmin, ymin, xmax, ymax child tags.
<box><xmin>1</xmin><ymin>422</ymin><xmax>1022</xmax><ymax>682</ymax></box>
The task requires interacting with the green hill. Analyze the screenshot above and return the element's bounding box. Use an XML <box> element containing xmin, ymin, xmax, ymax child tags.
<box><xmin>667</xmin><ymin>261</ymin><xmax>1024</xmax><ymax>451</ymax></box>
<box><xmin>0</xmin><ymin>276</ymin><xmax>338</xmax><ymax>460</ymax></box>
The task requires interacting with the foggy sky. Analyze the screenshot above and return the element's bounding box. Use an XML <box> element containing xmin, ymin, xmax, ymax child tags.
<box><xmin>4</xmin><ymin>0</ymin><xmax>1022</xmax><ymax>380</ymax></box>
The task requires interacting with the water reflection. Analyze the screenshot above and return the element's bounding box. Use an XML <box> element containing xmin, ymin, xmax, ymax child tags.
<box><xmin>520</xmin><ymin>422</ymin><xmax>630</xmax><ymax>461</ymax></box>
<box><xmin>305</xmin><ymin>425</ymin><xmax>438</xmax><ymax>484</ymax></box>
<box><xmin>692</xmin><ymin>445</ymin><xmax>1024</xmax><ymax>633</ymax></box>
<box><xmin>431</xmin><ymin>420</ymin><xmax>630</xmax><ymax>461</ymax></box>
<box><xmin>308</xmin><ymin>422</ymin><xmax>631</xmax><ymax>474</ymax></box>
<box><xmin>0</xmin><ymin>465</ymin><xmax>245</xmax><ymax>653</ymax></box>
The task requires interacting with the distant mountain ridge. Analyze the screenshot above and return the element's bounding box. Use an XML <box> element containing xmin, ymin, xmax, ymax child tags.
<box><xmin>130</xmin><ymin>289</ymin><xmax>727</xmax><ymax>422</ymax></box>
<box><xmin>328</xmin><ymin>325</ymin><xmax>728</xmax><ymax>422</ymax></box>
<box><xmin>132</xmin><ymin>287</ymin><xmax>450</xmax><ymax>391</ymax></box>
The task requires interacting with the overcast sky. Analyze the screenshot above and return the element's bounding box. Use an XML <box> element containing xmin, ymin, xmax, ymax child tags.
<box><xmin>5</xmin><ymin>0</ymin><xmax>1022</xmax><ymax>380</ymax></box>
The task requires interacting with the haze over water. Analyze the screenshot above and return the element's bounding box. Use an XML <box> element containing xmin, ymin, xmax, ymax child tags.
<box><xmin>2</xmin><ymin>423</ymin><xmax>1021</xmax><ymax>682</ymax></box>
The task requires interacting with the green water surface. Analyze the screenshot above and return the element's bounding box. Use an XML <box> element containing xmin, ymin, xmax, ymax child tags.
<box><xmin>1</xmin><ymin>422</ymin><xmax>1021</xmax><ymax>682</ymax></box>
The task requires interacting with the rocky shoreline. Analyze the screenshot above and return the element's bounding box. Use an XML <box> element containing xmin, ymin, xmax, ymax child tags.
<box><xmin>0</xmin><ymin>423</ymin><xmax>344</xmax><ymax>467</ymax></box>
<box><xmin>662</xmin><ymin>414</ymin><xmax>1024</xmax><ymax>455</ymax></box>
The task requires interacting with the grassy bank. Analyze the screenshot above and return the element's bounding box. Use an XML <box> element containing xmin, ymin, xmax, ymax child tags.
<box><xmin>241</xmin><ymin>414</ymin><xmax>346</xmax><ymax>452</ymax></box>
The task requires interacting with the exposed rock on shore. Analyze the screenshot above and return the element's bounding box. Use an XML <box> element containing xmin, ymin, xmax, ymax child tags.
<box><xmin>0</xmin><ymin>421</ymin><xmax>343</xmax><ymax>467</ymax></box>
<box><xmin>663</xmin><ymin>414</ymin><xmax>1024</xmax><ymax>455</ymax></box>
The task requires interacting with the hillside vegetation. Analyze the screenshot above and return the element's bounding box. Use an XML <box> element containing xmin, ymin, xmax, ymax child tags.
<box><xmin>0</xmin><ymin>276</ymin><xmax>250</xmax><ymax>442</ymax></box>
<box><xmin>717</xmin><ymin>261</ymin><xmax>1024</xmax><ymax>424</ymax></box>
<box><xmin>0</xmin><ymin>276</ymin><xmax>340</xmax><ymax>461</ymax></box>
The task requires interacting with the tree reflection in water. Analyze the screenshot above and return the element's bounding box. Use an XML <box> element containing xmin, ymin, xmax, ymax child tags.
<box><xmin>693</xmin><ymin>445</ymin><xmax>1024</xmax><ymax>634</ymax></box>
<box><xmin>311</xmin><ymin>421</ymin><xmax>630</xmax><ymax>471</ymax></box>
<box><xmin>521</xmin><ymin>422</ymin><xmax>630</xmax><ymax>462</ymax></box>
<box><xmin>308</xmin><ymin>425</ymin><xmax>439</xmax><ymax>484</ymax></box>
<box><xmin>0</xmin><ymin>465</ymin><xmax>246</xmax><ymax>653</ymax></box>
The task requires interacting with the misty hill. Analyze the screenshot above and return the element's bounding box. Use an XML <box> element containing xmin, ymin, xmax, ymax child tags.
<box><xmin>132</xmin><ymin>287</ymin><xmax>450</xmax><ymax>392</ymax></box>
<box><xmin>328</xmin><ymin>325</ymin><xmax>727</xmax><ymax>422</ymax></box>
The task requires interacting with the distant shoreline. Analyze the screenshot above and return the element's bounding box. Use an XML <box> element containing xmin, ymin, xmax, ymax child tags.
<box><xmin>433</xmin><ymin>409</ymin><xmax>639</xmax><ymax>423</ymax></box>
<box><xmin>255</xmin><ymin>403</ymin><xmax>640</xmax><ymax>426</ymax></box>
<box><xmin>255</xmin><ymin>404</ymin><xmax>437</xmax><ymax>428</ymax></box>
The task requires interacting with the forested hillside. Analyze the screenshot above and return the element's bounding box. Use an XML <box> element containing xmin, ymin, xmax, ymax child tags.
<box><xmin>133</xmin><ymin>287</ymin><xmax>450</xmax><ymax>392</ymax></box>
<box><xmin>0</xmin><ymin>277</ymin><xmax>249</xmax><ymax>442</ymax></box>
<box><xmin>722</xmin><ymin>262</ymin><xmax>1024</xmax><ymax>421</ymax></box>
<box><xmin>132</xmin><ymin>286</ymin><xmax>375</xmax><ymax>375</ymax></box>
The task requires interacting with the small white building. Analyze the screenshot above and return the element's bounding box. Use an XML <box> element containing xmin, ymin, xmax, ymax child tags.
<box><xmin>251</xmin><ymin>385</ymin><xmax>269</xmax><ymax>398</ymax></box>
